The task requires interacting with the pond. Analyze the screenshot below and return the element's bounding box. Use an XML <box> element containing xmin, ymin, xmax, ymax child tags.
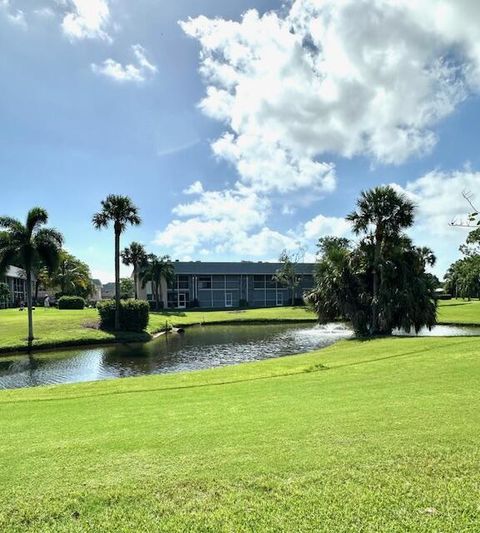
<box><xmin>1</xmin><ymin>323</ymin><xmax>479</xmax><ymax>391</ymax></box>
<box><xmin>0</xmin><ymin>323</ymin><xmax>352</xmax><ymax>390</ymax></box>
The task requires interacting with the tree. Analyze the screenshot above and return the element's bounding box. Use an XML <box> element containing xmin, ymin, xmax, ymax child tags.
<box><xmin>306</xmin><ymin>188</ymin><xmax>437</xmax><ymax>337</ymax></box>
<box><xmin>120</xmin><ymin>277</ymin><xmax>135</xmax><ymax>300</ymax></box>
<box><xmin>121</xmin><ymin>242</ymin><xmax>147</xmax><ymax>299</ymax></box>
<box><xmin>0</xmin><ymin>208</ymin><xmax>63</xmax><ymax>342</ymax></box>
<box><xmin>140</xmin><ymin>254</ymin><xmax>175</xmax><ymax>310</ymax></box>
<box><xmin>273</xmin><ymin>250</ymin><xmax>303</xmax><ymax>306</ymax></box>
<box><xmin>92</xmin><ymin>195</ymin><xmax>141</xmax><ymax>330</ymax></box>
<box><xmin>0</xmin><ymin>282</ymin><xmax>10</xmax><ymax>308</ymax></box>
<box><xmin>444</xmin><ymin>228</ymin><xmax>480</xmax><ymax>300</ymax></box>
<box><xmin>346</xmin><ymin>186</ymin><xmax>415</xmax><ymax>333</ymax></box>
<box><xmin>48</xmin><ymin>251</ymin><xmax>93</xmax><ymax>299</ymax></box>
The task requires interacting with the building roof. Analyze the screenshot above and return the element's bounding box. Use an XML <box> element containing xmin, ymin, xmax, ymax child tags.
<box><xmin>172</xmin><ymin>261</ymin><xmax>315</xmax><ymax>275</ymax></box>
<box><xmin>5</xmin><ymin>265</ymin><xmax>26</xmax><ymax>279</ymax></box>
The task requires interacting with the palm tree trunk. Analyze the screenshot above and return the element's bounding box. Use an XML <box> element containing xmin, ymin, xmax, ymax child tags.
<box><xmin>133</xmin><ymin>265</ymin><xmax>138</xmax><ymax>299</ymax></box>
<box><xmin>156</xmin><ymin>280</ymin><xmax>160</xmax><ymax>311</ymax></box>
<box><xmin>114</xmin><ymin>230</ymin><xmax>121</xmax><ymax>331</ymax></box>
<box><xmin>372</xmin><ymin>235</ymin><xmax>382</xmax><ymax>334</ymax></box>
<box><xmin>26</xmin><ymin>269</ymin><xmax>34</xmax><ymax>344</ymax></box>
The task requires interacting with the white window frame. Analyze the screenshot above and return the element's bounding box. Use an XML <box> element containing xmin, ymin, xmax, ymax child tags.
<box><xmin>225</xmin><ymin>292</ymin><xmax>233</xmax><ymax>308</ymax></box>
<box><xmin>276</xmin><ymin>292</ymin><xmax>284</xmax><ymax>306</ymax></box>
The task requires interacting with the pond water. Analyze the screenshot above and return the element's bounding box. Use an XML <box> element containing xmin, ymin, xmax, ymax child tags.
<box><xmin>1</xmin><ymin>323</ymin><xmax>479</xmax><ymax>391</ymax></box>
<box><xmin>0</xmin><ymin>323</ymin><xmax>352</xmax><ymax>390</ymax></box>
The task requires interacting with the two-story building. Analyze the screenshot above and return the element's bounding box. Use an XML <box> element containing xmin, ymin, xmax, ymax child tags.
<box><xmin>139</xmin><ymin>261</ymin><xmax>315</xmax><ymax>310</ymax></box>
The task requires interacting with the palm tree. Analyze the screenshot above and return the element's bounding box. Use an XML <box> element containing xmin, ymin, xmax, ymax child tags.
<box><xmin>141</xmin><ymin>254</ymin><xmax>175</xmax><ymax>310</ymax></box>
<box><xmin>346</xmin><ymin>186</ymin><xmax>415</xmax><ymax>334</ymax></box>
<box><xmin>121</xmin><ymin>242</ymin><xmax>147</xmax><ymax>299</ymax></box>
<box><xmin>50</xmin><ymin>251</ymin><xmax>93</xmax><ymax>297</ymax></box>
<box><xmin>0</xmin><ymin>208</ymin><xmax>63</xmax><ymax>342</ymax></box>
<box><xmin>92</xmin><ymin>195</ymin><xmax>141</xmax><ymax>330</ymax></box>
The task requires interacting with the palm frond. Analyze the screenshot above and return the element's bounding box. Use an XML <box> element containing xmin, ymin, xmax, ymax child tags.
<box><xmin>26</xmin><ymin>207</ymin><xmax>48</xmax><ymax>235</ymax></box>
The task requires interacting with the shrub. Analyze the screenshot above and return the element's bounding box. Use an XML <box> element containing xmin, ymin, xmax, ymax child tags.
<box><xmin>97</xmin><ymin>299</ymin><xmax>149</xmax><ymax>332</ymax></box>
<box><xmin>58</xmin><ymin>296</ymin><xmax>85</xmax><ymax>310</ymax></box>
<box><xmin>239</xmin><ymin>299</ymin><xmax>249</xmax><ymax>308</ymax></box>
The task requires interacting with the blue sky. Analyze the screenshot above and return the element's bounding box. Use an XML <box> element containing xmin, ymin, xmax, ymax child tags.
<box><xmin>1</xmin><ymin>0</ymin><xmax>480</xmax><ymax>282</ymax></box>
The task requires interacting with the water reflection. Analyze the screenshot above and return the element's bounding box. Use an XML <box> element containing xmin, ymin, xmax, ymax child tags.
<box><xmin>1</xmin><ymin>323</ymin><xmax>478</xmax><ymax>391</ymax></box>
<box><xmin>0</xmin><ymin>323</ymin><xmax>352</xmax><ymax>390</ymax></box>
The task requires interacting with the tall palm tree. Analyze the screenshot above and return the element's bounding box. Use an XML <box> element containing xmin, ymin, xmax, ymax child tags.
<box><xmin>0</xmin><ymin>208</ymin><xmax>63</xmax><ymax>342</ymax></box>
<box><xmin>121</xmin><ymin>242</ymin><xmax>147</xmax><ymax>299</ymax></box>
<box><xmin>140</xmin><ymin>254</ymin><xmax>175</xmax><ymax>310</ymax></box>
<box><xmin>92</xmin><ymin>195</ymin><xmax>141</xmax><ymax>330</ymax></box>
<box><xmin>346</xmin><ymin>186</ymin><xmax>415</xmax><ymax>333</ymax></box>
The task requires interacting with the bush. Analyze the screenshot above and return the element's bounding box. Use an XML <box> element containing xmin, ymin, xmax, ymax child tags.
<box><xmin>97</xmin><ymin>299</ymin><xmax>149</xmax><ymax>332</ymax></box>
<box><xmin>239</xmin><ymin>299</ymin><xmax>249</xmax><ymax>308</ymax></box>
<box><xmin>58</xmin><ymin>296</ymin><xmax>85</xmax><ymax>310</ymax></box>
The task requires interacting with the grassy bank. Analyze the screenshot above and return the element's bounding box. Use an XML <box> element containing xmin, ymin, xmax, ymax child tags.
<box><xmin>436</xmin><ymin>298</ymin><xmax>480</xmax><ymax>324</ymax></box>
<box><xmin>1</xmin><ymin>336</ymin><xmax>480</xmax><ymax>531</ymax></box>
<box><xmin>0</xmin><ymin>306</ymin><xmax>316</xmax><ymax>353</ymax></box>
<box><xmin>0</xmin><ymin>299</ymin><xmax>479</xmax><ymax>354</ymax></box>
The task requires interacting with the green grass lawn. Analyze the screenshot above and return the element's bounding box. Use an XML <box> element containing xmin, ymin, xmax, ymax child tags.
<box><xmin>436</xmin><ymin>298</ymin><xmax>480</xmax><ymax>324</ymax></box>
<box><xmin>0</xmin><ymin>306</ymin><xmax>317</xmax><ymax>353</ymax></box>
<box><xmin>1</xmin><ymin>336</ymin><xmax>480</xmax><ymax>531</ymax></box>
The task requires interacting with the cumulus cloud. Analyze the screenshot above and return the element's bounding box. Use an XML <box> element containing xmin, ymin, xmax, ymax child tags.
<box><xmin>61</xmin><ymin>0</ymin><xmax>111</xmax><ymax>41</ymax></box>
<box><xmin>179</xmin><ymin>0</ymin><xmax>480</xmax><ymax>197</ymax></box>
<box><xmin>392</xmin><ymin>169</ymin><xmax>480</xmax><ymax>276</ymax></box>
<box><xmin>92</xmin><ymin>44</ymin><xmax>157</xmax><ymax>83</ymax></box>
<box><xmin>154</xmin><ymin>179</ymin><xmax>356</xmax><ymax>261</ymax></box>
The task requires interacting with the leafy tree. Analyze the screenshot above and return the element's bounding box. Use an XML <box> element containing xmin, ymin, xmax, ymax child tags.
<box><xmin>444</xmin><ymin>228</ymin><xmax>480</xmax><ymax>300</ymax></box>
<box><xmin>307</xmin><ymin>188</ymin><xmax>437</xmax><ymax>337</ymax></box>
<box><xmin>0</xmin><ymin>282</ymin><xmax>10</xmax><ymax>308</ymax></box>
<box><xmin>346</xmin><ymin>185</ymin><xmax>415</xmax><ymax>333</ymax></box>
<box><xmin>121</xmin><ymin>242</ymin><xmax>147</xmax><ymax>299</ymax></box>
<box><xmin>48</xmin><ymin>251</ymin><xmax>93</xmax><ymax>299</ymax></box>
<box><xmin>140</xmin><ymin>254</ymin><xmax>175</xmax><ymax>310</ymax></box>
<box><xmin>0</xmin><ymin>208</ymin><xmax>63</xmax><ymax>342</ymax></box>
<box><xmin>92</xmin><ymin>195</ymin><xmax>141</xmax><ymax>330</ymax></box>
<box><xmin>120</xmin><ymin>278</ymin><xmax>135</xmax><ymax>300</ymax></box>
<box><xmin>273</xmin><ymin>250</ymin><xmax>303</xmax><ymax>306</ymax></box>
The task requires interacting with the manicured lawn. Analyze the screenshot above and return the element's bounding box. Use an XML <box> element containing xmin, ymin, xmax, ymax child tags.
<box><xmin>0</xmin><ymin>306</ymin><xmax>316</xmax><ymax>353</ymax></box>
<box><xmin>437</xmin><ymin>298</ymin><xmax>480</xmax><ymax>324</ymax></box>
<box><xmin>1</xmin><ymin>336</ymin><xmax>480</xmax><ymax>531</ymax></box>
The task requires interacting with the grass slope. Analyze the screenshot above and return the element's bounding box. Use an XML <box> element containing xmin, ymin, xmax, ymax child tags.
<box><xmin>437</xmin><ymin>298</ymin><xmax>480</xmax><ymax>324</ymax></box>
<box><xmin>1</xmin><ymin>336</ymin><xmax>480</xmax><ymax>531</ymax></box>
<box><xmin>0</xmin><ymin>307</ymin><xmax>316</xmax><ymax>353</ymax></box>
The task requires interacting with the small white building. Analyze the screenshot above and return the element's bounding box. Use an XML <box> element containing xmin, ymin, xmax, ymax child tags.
<box><xmin>1</xmin><ymin>266</ymin><xmax>33</xmax><ymax>308</ymax></box>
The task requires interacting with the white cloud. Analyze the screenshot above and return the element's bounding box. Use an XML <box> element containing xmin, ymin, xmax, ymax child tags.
<box><xmin>392</xmin><ymin>169</ymin><xmax>480</xmax><ymax>276</ymax></box>
<box><xmin>303</xmin><ymin>214</ymin><xmax>351</xmax><ymax>241</ymax></box>
<box><xmin>92</xmin><ymin>44</ymin><xmax>157</xmax><ymax>83</ymax></box>
<box><xmin>180</xmin><ymin>0</ymin><xmax>480</xmax><ymax>195</ymax></box>
<box><xmin>0</xmin><ymin>0</ymin><xmax>26</xmax><ymax>27</ymax></box>
<box><xmin>61</xmin><ymin>0</ymin><xmax>111</xmax><ymax>41</ymax></box>
<box><xmin>183</xmin><ymin>181</ymin><xmax>204</xmax><ymax>195</ymax></box>
<box><xmin>154</xmin><ymin>181</ymin><xmax>354</xmax><ymax>262</ymax></box>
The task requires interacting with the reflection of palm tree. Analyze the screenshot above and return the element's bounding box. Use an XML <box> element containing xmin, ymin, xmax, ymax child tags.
<box><xmin>141</xmin><ymin>254</ymin><xmax>175</xmax><ymax>310</ymax></box>
<box><xmin>347</xmin><ymin>186</ymin><xmax>415</xmax><ymax>333</ymax></box>
<box><xmin>92</xmin><ymin>195</ymin><xmax>141</xmax><ymax>330</ymax></box>
<box><xmin>0</xmin><ymin>208</ymin><xmax>63</xmax><ymax>342</ymax></box>
<box><xmin>121</xmin><ymin>242</ymin><xmax>147</xmax><ymax>299</ymax></box>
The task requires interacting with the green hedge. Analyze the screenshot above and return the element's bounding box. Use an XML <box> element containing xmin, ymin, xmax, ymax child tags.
<box><xmin>97</xmin><ymin>299</ymin><xmax>149</xmax><ymax>332</ymax></box>
<box><xmin>58</xmin><ymin>296</ymin><xmax>85</xmax><ymax>310</ymax></box>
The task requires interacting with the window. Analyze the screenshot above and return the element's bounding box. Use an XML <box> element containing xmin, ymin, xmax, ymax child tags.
<box><xmin>253</xmin><ymin>275</ymin><xmax>265</xmax><ymax>289</ymax></box>
<box><xmin>12</xmin><ymin>277</ymin><xmax>25</xmax><ymax>302</ymax></box>
<box><xmin>225</xmin><ymin>293</ymin><xmax>233</xmax><ymax>307</ymax></box>
<box><xmin>266</xmin><ymin>276</ymin><xmax>276</xmax><ymax>289</ymax></box>
<box><xmin>177</xmin><ymin>275</ymin><xmax>189</xmax><ymax>290</ymax></box>
<box><xmin>198</xmin><ymin>276</ymin><xmax>212</xmax><ymax>289</ymax></box>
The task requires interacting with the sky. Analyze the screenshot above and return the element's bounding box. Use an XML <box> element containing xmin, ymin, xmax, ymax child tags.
<box><xmin>1</xmin><ymin>0</ymin><xmax>480</xmax><ymax>283</ymax></box>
